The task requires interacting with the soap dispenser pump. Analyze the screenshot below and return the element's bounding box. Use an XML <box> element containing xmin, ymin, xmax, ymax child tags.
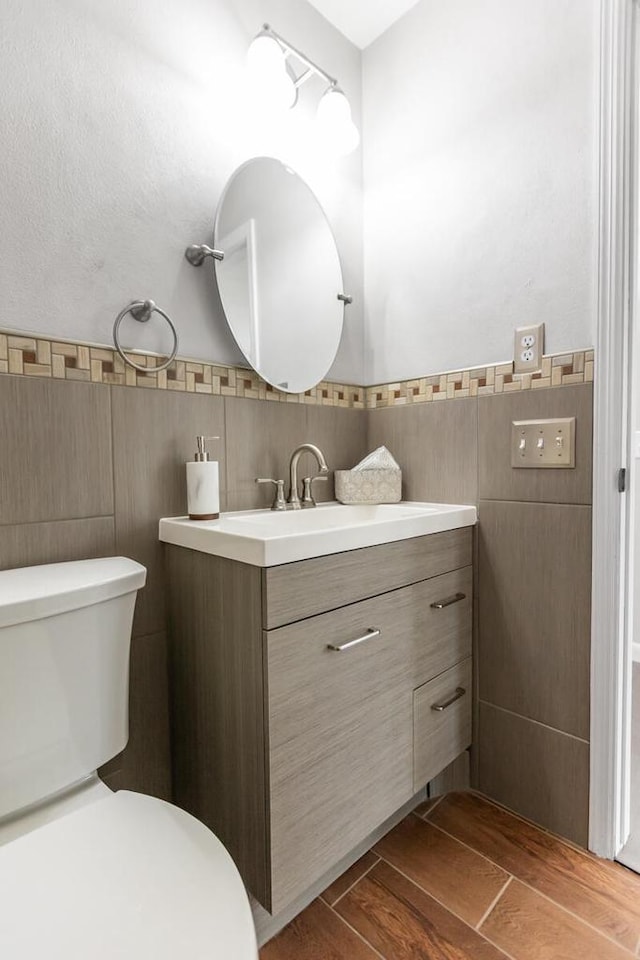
<box><xmin>187</xmin><ymin>435</ymin><xmax>220</xmax><ymax>521</ymax></box>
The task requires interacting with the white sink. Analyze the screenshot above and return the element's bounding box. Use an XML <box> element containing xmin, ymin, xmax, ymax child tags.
<box><xmin>159</xmin><ymin>501</ymin><xmax>477</xmax><ymax>567</ymax></box>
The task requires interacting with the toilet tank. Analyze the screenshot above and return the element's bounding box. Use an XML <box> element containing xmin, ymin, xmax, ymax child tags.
<box><xmin>0</xmin><ymin>558</ymin><xmax>146</xmax><ymax>819</ymax></box>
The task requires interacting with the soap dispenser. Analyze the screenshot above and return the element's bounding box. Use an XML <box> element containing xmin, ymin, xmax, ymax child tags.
<box><xmin>186</xmin><ymin>436</ymin><xmax>220</xmax><ymax>520</ymax></box>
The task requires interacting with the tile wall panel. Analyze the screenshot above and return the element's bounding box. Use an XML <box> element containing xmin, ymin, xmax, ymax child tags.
<box><xmin>111</xmin><ymin>387</ymin><xmax>226</xmax><ymax>639</ymax></box>
<box><xmin>225</xmin><ymin>398</ymin><xmax>308</xmax><ymax>512</ymax></box>
<box><xmin>224</xmin><ymin>398</ymin><xmax>367</xmax><ymax>511</ymax></box>
<box><xmin>478</xmin><ymin>701</ymin><xmax>590</xmax><ymax>847</ymax></box>
<box><xmin>0</xmin><ymin>376</ymin><xmax>113</xmax><ymax>524</ymax></box>
<box><xmin>478</xmin><ymin>384</ymin><xmax>593</xmax><ymax>504</ymax></box>
<box><xmin>304</xmin><ymin>406</ymin><xmax>369</xmax><ymax>502</ymax></box>
<box><xmin>0</xmin><ymin>518</ymin><xmax>115</xmax><ymax>570</ymax></box>
<box><xmin>478</xmin><ymin>500</ymin><xmax>592</xmax><ymax>739</ymax></box>
<box><xmin>367</xmin><ymin>399</ymin><xmax>478</xmax><ymax>504</ymax></box>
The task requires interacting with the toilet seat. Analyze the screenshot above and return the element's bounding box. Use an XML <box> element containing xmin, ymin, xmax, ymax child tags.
<box><xmin>0</xmin><ymin>790</ymin><xmax>258</xmax><ymax>959</ymax></box>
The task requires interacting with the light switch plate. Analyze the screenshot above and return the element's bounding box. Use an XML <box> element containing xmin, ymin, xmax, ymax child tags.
<box><xmin>511</xmin><ymin>418</ymin><xmax>576</xmax><ymax>468</ymax></box>
<box><xmin>514</xmin><ymin>323</ymin><xmax>544</xmax><ymax>374</ymax></box>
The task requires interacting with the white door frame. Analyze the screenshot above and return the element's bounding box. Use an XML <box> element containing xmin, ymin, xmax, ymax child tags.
<box><xmin>589</xmin><ymin>0</ymin><xmax>636</xmax><ymax>858</ymax></box>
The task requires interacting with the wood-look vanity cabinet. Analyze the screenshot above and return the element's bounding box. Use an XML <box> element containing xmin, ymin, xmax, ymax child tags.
<box><xmin>165</xmin><ymin>526</ymin><xmax>473</xmax><ymax>914</ymax></box>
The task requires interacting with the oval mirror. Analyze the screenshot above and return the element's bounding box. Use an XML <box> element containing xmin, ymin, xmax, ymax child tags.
<box><xmin>214</xmin><ymin>157</ymin><xmax>346</xmax><ymax>394</ymax></box>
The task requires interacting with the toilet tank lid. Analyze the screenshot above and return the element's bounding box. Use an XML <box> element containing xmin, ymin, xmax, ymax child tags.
<box><xmin>0</xmin><ymin>558</ymin><xmax>146</xmax><ymax>629</ymax></box>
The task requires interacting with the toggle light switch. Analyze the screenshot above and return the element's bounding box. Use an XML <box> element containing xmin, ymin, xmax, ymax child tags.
<box><xmin>511</xmin><ymin>418</ymin><xmax>576</xmax><ymax>468</ymax></box>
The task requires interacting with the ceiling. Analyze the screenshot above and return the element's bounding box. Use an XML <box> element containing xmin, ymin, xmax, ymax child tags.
<box><xmin>306</xmin><ymin>0</ymin><xmax>422</xmax><ymax>49</ymax></box>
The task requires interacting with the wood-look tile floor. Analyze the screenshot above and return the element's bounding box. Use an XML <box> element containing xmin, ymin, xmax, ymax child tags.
<box><xmin>260</xmin><ymin>792</ymin><xmax>640</xmax><ymax>960</ymax></box>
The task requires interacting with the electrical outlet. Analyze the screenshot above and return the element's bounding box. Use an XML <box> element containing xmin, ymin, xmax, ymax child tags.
<box><xmin>514</xmin><ymin>323</ymin><xmax>544</xmax><ymax>374</ymax></box>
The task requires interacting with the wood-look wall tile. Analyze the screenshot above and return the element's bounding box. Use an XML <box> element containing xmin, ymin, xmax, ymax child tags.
<box><xmin>99</xmin><ymin>631</ymin><xmax>172</xmax><ymax>801</ymax></box>
<box><xmin>304</xmin><ymin>406</ymin><xmax>367</xmax><ymax>502</ymax></box>
<box><xmin>478</xmin><ymin>384</ymin><xmax>592</xmax><ymax>504</ymax></box>
<box><xmin>225</xmin><ymin>400</ymin><xmax>366</xmax><ymax>511</ymax></box>
<box><xmin>224</xmin><ymin>398</ymin><xmax>308</xmax><ymax>512</ymax></box>
<box><xmin>478</xmin><ymin>501</ymin><xmax>591</xmax><ymax>739</ymax></box>
<box><xmin>0</xmin><ymin>376</ymin><xmax>113</xmax><ymax>524</ymax></box>
<box><xmin>478</xmin><ymin>702</ymin><xmax>589</xmax><ymax>847</ymax></box>
<box><xmin>0</xmin><ymin>517</ymin><xmax>115</xmax><ymax>570</ymax></box>
<box><xmin>367</xmin><ymin>399</ymin><xmax>478</xmax><ymax>504</ymax></box>
<box><xmin>99</xmin><ymin>769</ymin><xmax>125</xmax><ymax>792</ymax></box>
<box><xmin>111</xmin><ymin>387</ymin><xmax>225</xmax><ymax>637</ymax></box>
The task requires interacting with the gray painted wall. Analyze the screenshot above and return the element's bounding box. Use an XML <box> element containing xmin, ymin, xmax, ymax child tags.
<box><xmin>0</xmin><ymin>0</ymin><xmax>364</xmax><ymax>383</ymax></box>
<box><xmin>363</xmin><ymin>0</ymin><xmax>600</xmax><ymax>383</ymax></box>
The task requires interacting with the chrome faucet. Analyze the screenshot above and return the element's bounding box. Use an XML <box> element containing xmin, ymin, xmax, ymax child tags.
<box><xmin>288</xmin><ymin>444</ymin><xmax>329</xmax><ymax>509</ymax></box>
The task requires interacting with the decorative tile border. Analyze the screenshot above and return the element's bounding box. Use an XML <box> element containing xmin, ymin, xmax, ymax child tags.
<box><xmin>0</xmin><ymin>332</ymin><xmax>365</xmax><ymax>409</ymax></box>
<box><xmin>364</xmin><ymin>350</ymin><xmax>593</xmax><ymax>409</ymax></box>
<box><xmin>0</xmin><ymin>331</ymin><xmax>592</xmax><ymax>410</ymax></box>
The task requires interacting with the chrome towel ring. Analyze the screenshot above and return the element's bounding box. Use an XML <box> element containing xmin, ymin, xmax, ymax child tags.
<box><xmin>113</xmin><ymin>300</ymin><xmax>179</xmax><ymax>374</ymax></box>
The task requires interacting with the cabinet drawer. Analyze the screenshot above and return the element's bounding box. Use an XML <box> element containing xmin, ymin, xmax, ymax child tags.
<box><xmin>412</xmin><ymin>567</ymin><xmax>472</xmax><ymax>687</ymax></box>
<box><xmin>267</xmin><ymin>589</ymin><xmax>415</xmax><ymax>911</ymax></box>
<box><xmin>264</xmin><ymin>527</ymin><xmax>472</xmax><ymax>628</ymax></box>
<box><xmin>413</xmin><ymin>658</ymin><xmax>472</xmax><ymax>792</ymax></box>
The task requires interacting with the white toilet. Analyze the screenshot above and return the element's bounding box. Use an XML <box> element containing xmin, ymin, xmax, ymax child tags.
<box><xmin>0</xmin><ymin>557</ymin><xmax>258</xmax><ymax>959</ymax></box>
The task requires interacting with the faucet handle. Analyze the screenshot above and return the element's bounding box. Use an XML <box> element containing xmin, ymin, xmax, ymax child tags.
<box><xmin>255</xmin><ymin>478</ymin><xmax>287</xmax><ymax>511</ymax></box>
<box><xmin>301</xmin><ymin>475</ymin><xmax>328</xmax><ymax>508</ymax></box>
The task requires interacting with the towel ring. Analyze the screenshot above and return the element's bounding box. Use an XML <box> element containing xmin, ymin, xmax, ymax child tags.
<box><xmin>113</xmin><ymin>300</ymin><xmax>179</xmax><ymax>374</ymax></box>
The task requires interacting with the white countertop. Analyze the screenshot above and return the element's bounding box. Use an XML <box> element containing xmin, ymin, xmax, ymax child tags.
<box><xmin>159</xmin><ymin>501</ymin><xmax>477</xmax><ymax>567</ymax></box>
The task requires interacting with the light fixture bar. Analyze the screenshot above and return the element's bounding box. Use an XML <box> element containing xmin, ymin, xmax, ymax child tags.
<box><xmin>261</xmin><ymin>23</ymin><xmax>337</xmax><ymax>88</ymax></box>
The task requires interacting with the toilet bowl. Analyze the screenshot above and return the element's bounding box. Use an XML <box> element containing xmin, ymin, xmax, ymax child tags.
<box><xmin>0</xmin><ymin>557</ymin><xmax>258</xmax><ymax>959</ymax></box>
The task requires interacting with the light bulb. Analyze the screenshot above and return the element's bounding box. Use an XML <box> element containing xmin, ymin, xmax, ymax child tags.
<box><xmin>247</xmin><ymin>33</ymin><xmax>285</xmax><ymax>75</ymax></box>
<box><xmin>317</xmin><ymin>87</ymin><xmax>352</xmax><ymax>129</ymax></box>
<box><xmin>317</xmin><ymin>87</ymin><xmax>360</xmax><ymax>156</ymax></box>
<box><xmin>247</xmin><ymin>31</ymin><xmax>297</xmax><ymax>111</ymax></box>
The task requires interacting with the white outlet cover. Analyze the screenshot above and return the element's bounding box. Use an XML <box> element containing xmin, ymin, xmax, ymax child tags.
<box><xmin>514</xmin><ymin>323</ymin><xmax>544</xmax><ymax>374</ymax></box>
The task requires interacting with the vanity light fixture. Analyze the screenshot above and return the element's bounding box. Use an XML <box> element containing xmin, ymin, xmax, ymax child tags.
<box><xmin>247</xmin><ymin>24</ymin><xmax>360</xmax><ymax>156</ymax></box>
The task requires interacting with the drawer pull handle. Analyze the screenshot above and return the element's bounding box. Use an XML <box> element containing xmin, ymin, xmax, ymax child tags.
<box><xmin>430</xmin><ymin>592</ymin><xmax>466</xmax><ymax>609</ymax></box>
<box><xmin>431</xmin><ymin>687</ymin><xmax>466</xmax><ymax>712</ymax></box>
<box><xmin>327</xmin><ymin>627</ymin><xmax>381</xmax><ymax>652</ymax></box>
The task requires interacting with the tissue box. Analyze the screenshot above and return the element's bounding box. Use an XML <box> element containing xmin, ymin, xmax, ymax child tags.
<box><xmin>335</xmin><ymin>467</ymin><xmax>402</xmax><ymax>505</ymax></box>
